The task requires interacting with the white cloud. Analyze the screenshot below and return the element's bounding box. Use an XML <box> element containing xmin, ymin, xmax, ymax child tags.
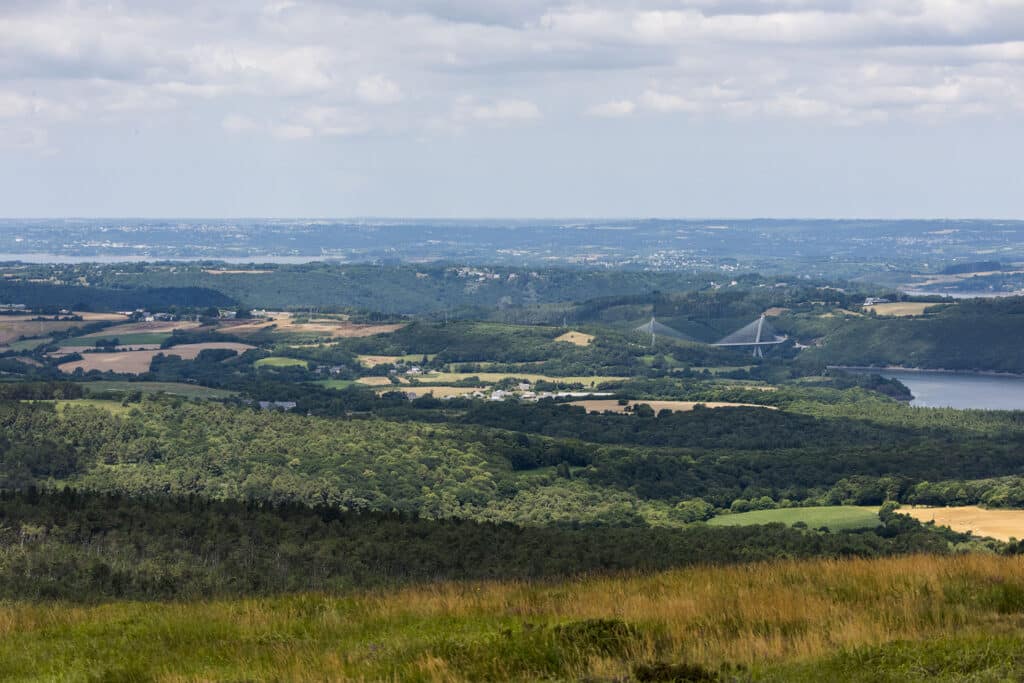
<box><xmin>456</xmin><ymin>97</ymin><xmax>542</xmax><ymax>122</ymax></box>
<box><xmin>0</xmin><ymin>0</ymin><xmax>1023</xmax><ymax>159</ymax></box>
<box><xmin>586</xmin><ymin>99</ymin><xmax>636</xmax><ymax>117</ymax></box>
<box><xmin>640</xmin><ymin>90</ymin><xmax>700</xmax><ymax>113</ymax></box>
<box><xmin>356</xmin><ymin>75</ymin><xmax>403</xmax><ymax>104</ymax></box>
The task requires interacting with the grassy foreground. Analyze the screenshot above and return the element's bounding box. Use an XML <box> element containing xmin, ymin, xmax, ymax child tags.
<box><xmin>5</xmin><ymin>555</ymin><xmax>1024</xmax><ymax>681</ymax></box>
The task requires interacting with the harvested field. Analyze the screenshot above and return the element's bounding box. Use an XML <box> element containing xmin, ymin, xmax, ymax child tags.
<box><xmin>863</xmin><ymin>302</ymin><xmax>939</xmax><ymax>317</ymax></box>
<box><xmin>356</xmin><ymin>376</ymin><xmax>400</xmax><ymax>386</ymax></box>
<box><xmin>59</xmin><ymin>343</ymin><xmax>254</xmax><ymax>375</ymax></box>
<box><xmin>554</xmin><ymin>330</ymin><xmax>594</xmax><ymax>346</ymax></box>
<box><xmin>763</xmin><ymin>307</ymin><xmax>790</xmax><ymax>317</ymax></box>
<box><xmin>221</xmin><ymin>312</ymin><xmax>404</xmax><ymax>339</ymax></box>
<box><xmin>897</xmin><ymin>505</ymin><xmax>1024</xmax><ymax>542</ymax></box>
<box><xmin>568</xmin><ymin>399</ymin><xmax>774</xmax><ymax>414</ymax></box>
<box><xmin>357</xmin><ymin>354</ymin><xmax>434</xmax><ymax>367</ymax></box>
<box><xmin>0</xmin><ymin>314</ymin><xmax>126</xmax><ymax>344</ymax></box>
<box><xmin>254</xmin><ymin>357</ymin><xmax>309</xmax><ymax>368</ymax></box>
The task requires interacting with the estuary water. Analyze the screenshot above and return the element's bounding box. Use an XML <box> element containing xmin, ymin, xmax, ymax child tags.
<box><xmin>843</xmin><ymin>368</ymin><xmax>1024</xmax><ymax>410</ymax></box>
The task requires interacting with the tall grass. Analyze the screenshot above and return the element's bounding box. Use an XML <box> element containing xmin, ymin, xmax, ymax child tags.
<box><xmin>3</xmin><ymin>554</ymin><xmax>1024</xmax><ymax>681</ymax></box>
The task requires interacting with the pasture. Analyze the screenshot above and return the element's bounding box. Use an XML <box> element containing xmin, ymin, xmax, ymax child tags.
<box><xmin>708</xmin><ymin>506</ymin><xmax>880</xmax><ymax>531</ymax></box>
<box><xmin>82</xmin><ymin>381</ymin><xmax>237</xmax><ymax>399</ymax></box>
<box><xmin>898</xmin><ymin>505</ymin><xmax>1024</xmax><ymax>542</ymax></box>
<box><xmin>863</xmin><ymin>302</ymin><xmax>939</xmax><ymax>317</ymax></box>
<box><xmin>58</xmin><ymin>343</ymin><xmax>254</xmax><ymax>375</ymax></box>
<box><xmin>4</xmin><ymin>555</ymin><xmax>1024</xmax><ymax>681</ymax></box>
<box><xmin>254</xmin><ymin>356</ymin><xmax>309</xmax><ymax>368</ymax></box>
<box><xmin>569</xmin><ymin>399</ymin><xmax>773</xmax><ymax>414</ymax></box>
<box><xmin>59</xmin><ymin>320</ymin><xmax>200</xmax><ymax>348</ymax></box>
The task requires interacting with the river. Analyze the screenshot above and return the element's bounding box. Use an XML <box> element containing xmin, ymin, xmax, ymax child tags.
<box><xmin>843</xmin><ymin>368</ymin><xmax>1024</xmax><ymax>410</ymax></box>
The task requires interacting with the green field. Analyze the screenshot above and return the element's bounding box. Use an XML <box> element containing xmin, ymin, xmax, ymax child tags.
<box><xmin>708</xmin><ymin>506</ymin><xmax>880</xmax><ymax>531</ymax></box>
<box><xmin>254</xmin><ymin>356</ymin><xmax>309</xmax><ymax>368</ymax></box>
<box><xmin>60</xmin><ymin>332</ymin><xmax>171</xmax><ymax>347</ymax></box>
<box><xmin>80</xmin><ymin>381</ymin><xmax>237</xmax><ymax>399</ymax></box>
<box><xmin>316</xmin><ymin>379</ymin><xmax>354</xmax><ymax>390</ymax></box>
<box><xmin>7</xmin><ymin>336</ymin><xmax>52</xmax><ymax>351</ymax></box>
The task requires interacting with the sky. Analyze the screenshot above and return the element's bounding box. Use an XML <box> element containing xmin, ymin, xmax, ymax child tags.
<box><xmin>1</xmin><ymin>0</ymin><xmax>1023</xmax><ymax>218</ymax></box>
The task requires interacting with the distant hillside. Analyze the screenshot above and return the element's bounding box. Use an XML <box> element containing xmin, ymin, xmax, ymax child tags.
<box><xmin>801</xmin><ymin>298</ymin><xmax>1024</xmax><ymax>373</ymax></box>
<box><xmin>0</xmin><ymin>282</ymin><xmax>235</xmax><ymax>312</ymax></box>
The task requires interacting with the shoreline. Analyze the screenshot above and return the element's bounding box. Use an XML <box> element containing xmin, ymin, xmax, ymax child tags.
<box><xmin>830</xmin><ymin>365</ymin><xmax>1024</xmax><ymax>379</ymax></box>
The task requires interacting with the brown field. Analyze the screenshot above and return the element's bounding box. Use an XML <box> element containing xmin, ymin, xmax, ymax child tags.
<box><xmin>221</xmin><ymin>312</ymin><xmax>404</xmax><ymax>338</ymax></box>
<box><xmin>763</xmin><ymin>307</ymin><xmax>790</xmax><ymax>317</ymax></box>
<box><xmin>863</xmin><ymin>302</ymin><xmax>940</xmax><ymax>317</ymax></box>
<box><xmin>356</xmin><ymin>376</ymin><xmax>404</xmax><ymax>386</ymax></box>
<box><xmin>0</xmin><ymin>313</ymin><xmax>128</xmax><ymax>344</ymax></box>
<box><xmin>59</xmin><ymin>342</ymin><xmax>254</xmax><ymax>375</ymax></box>
<box><xmin>554</xmin><ymin>330</ymin><xmax>595</xmax><ymax>346</ymax></box>
<box><xmin>569</xmin><ymin>399</ymin><xmax>775</xmax><ymax>414</ymax></box>
<box><xmin>77</xmin><ymin>320</ymin><xmax>199</xmax><ymax>338</ymax></box>
<box><xmin>898</xmin><ymin>505</ymin><xmax>1024</xmax><ymax>542</ymax></box>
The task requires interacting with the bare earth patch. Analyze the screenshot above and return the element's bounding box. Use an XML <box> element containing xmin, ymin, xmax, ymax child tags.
<box><xmin>569</xmin><ymin>399</ymin><xmax>775</xmax><ymax>414</ymax></box>
<box><xmin>898</xmin><ymin>505</ymin><xmax>1024</xmax><ymax>542</ymax></box>
<box><xmin>763</xmin><ymin>307</ymin><xmax>790</xmax><ymax>317</ymax></box>
<box><xmin>59</xmin><ymin>343</ymin><xmax>254</xmax><ymax>375</ymax></box>
<box><xmin>554</xmin><ymin>331</ymin><xmax>595</xmax><ymax>346</ymax></box>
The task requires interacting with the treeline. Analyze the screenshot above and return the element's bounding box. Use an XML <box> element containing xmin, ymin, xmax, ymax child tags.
<box><xmin>0</xmin><ymin>489</ymin><xmax>965</xmax><ymax>601</ymax></box>
<box><xmin>4</xmin><ymin>395</ymin><xmax>1024</xmax><ymax>516</ymax></box>
<box><xmin>0</xmin><ymin>281</ymin><xmax>234</xmax><ymax>312</ymax></box>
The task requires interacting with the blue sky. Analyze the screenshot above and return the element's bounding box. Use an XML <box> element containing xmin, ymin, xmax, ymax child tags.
<box><xmin>1</xmin><ymin>1</ymin><xmax>1023</xmax><ymax>218</ymax></box>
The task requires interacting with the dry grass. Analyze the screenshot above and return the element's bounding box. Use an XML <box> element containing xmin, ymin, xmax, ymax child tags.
<box><xmin>58</xmin><ymin>342</ymin><xmax>254</xmax><ymax>375</ymax></box>
<box><xmin>569</xmin><ymin>399</ymin><xmax>774</xmax><ymax>414</ymax></box>
<box><xmin>898</xmin><ymin>506</ymin><xmax>1024</xmax><ymax>542</ymax></box>
<box><xmin>3</xmin><ymin>555</ymin><xmax>1024</xmax><ymax>681</ymax></box>
<box><xmin>554</xmin><ymin>330</ymin><xmax>595</xmax><ymax>346</ymax></box>
<box><xmin>863</xmin><ymin>302</ymin><xmax>938</xmax><ymax>317</ymax></box>
<box><xmin>762</xmin><ymin>307</ymin><xmax>790</xmax><ymax>317</ymax></box>
<box><xmin>356</xmin><ymin>376</ymin><xmax>403</xmax><ymax>386</ymax></box>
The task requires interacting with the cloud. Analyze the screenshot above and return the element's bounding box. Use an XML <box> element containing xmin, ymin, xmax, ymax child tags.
<box><xmin>356</xmin><ymin>75</ymin><xmax>403</xmax><ymax>104</ymax></box>
<box><xmin>640</xmin><ymin>90</ymin><xmax>700</xmax><ymax>113</ymax></box>
<box><xmin>456</xmin><ymin>97</ymin><xmax>542</xmax><ymax>122</ymax></box>
<box><xmin>1</xmin><ymin>0</ymin><xmax>1023</xmax><ymax>158</ymax></box>
<box><xmin>586</xmin><ymin>99</ymin><xmax>636</xmax><ymax>117</ymax></box>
